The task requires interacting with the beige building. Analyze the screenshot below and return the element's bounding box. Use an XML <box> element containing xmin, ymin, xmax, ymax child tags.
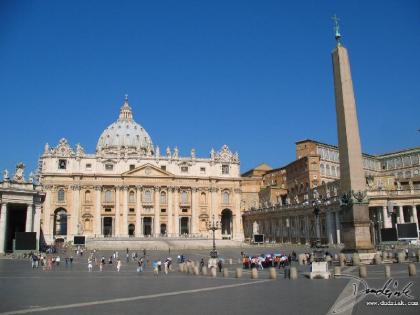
<box><xmin>39</xmin><ymin>97</ymin><xmax>243</xmax><ymax>244</ymax></box>
<box><xmin>242</xmin><ymin>141</ymin><xmax>420</xmax><ymax>245</ymax></box>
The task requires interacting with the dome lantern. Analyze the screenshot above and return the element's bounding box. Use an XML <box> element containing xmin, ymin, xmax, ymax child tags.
<box><xmin>96</xmin><ymin>96</ymin><xmax>154</xmax><ymax>155</ymax></box>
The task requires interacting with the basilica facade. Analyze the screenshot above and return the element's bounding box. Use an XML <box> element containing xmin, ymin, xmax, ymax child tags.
<box><xmin>39</xmin><ymin>97</ymin><xmax>243</xmax><ymax>244</ymax></box>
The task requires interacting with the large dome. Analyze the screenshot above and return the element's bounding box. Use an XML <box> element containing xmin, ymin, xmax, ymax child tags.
<box><xmin>96</xmin><ymin>96</ymin><xmax>154</xmax><ymax>155</ymax></box>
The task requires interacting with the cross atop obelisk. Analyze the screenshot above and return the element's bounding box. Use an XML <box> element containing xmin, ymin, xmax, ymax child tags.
<box><xmin>331</xmin><ymin>17</ymin><xmax>373</xmax><ymax>253</ymax></box>
<box><xmin>332</xmin><ymin>14</ymin><xmax>342</xmax><ymax>46</ymax></box>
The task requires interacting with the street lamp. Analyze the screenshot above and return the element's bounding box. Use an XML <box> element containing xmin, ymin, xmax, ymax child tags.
<box><xmin>207</xmin><ymin>215</ymin><xmax>220</xmax><ymax>258</ymax></box>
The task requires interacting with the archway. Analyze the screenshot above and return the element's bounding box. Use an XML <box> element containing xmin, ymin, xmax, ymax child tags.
<box><xmin>128</xmin><ymin>224</ymin><xmax>135</xmax><ymax>237</ymax></box>
<box><xmin>54</xmin><ymin>208</ymin><xmax>67</xmax><ymax>236</ymax></box>
<box><xmin>103</xmin><ymin>217</ymin><xmax>113</xmax><ymax>237</ymax></box>
<box><xmin>180</xmin><ymin>217</ymin><xmax>189</xmax><ymax>235</ymax></box>
<box><xmin>160</xmin><ymin>223</ymin><xmax>167</xmax><ymax>236</ymax></box>
<box><xmin>143</xmin><ymin>217</ymin><xmax>152</xmax><ymax>236</ymax></box>
<box><xmin>221</xmin><ymin>209</ymin><xmax>233</xmax><ymax>238</ymax></box>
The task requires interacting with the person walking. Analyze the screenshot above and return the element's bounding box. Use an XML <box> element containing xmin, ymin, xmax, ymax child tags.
<box><xmin>117</xmin><ymin>259</ymin><xmax>122</xmax><ymax>272</ymax></box>
<box><xmin>164</xmin><ymin>260</ymin><xmax>169</xmax><ymax>275</ymax></box>
<box><xmin>152</xmin><ymin>261</ymin><xmax>159</xmax><ymax>277</ymax></box>
<box><xmin>217</xmin><ymin>259</ymin><xmax>223</xmax><ymax>273</ymax></box>
<box><xmin>199</xmin><ymin>258</ymin><xmax>205</xmax><ymax>272</ymax></box>
<box><xmin>88</xmin><ymin>259</ymin><xmax>93</xmax><ymax>272</ymax></box>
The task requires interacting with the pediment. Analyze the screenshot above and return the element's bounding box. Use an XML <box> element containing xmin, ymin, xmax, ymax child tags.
<box><xmin>122</xmin><ymin>164</ymin><xmax>174</xmax><ymax>178</ymax></box>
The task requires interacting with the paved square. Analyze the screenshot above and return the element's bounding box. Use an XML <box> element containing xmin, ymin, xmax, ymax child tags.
<box><xmin>0</xmin><ymin>247</ymin><xmax>419</xmax><ymax>315</ymax></box>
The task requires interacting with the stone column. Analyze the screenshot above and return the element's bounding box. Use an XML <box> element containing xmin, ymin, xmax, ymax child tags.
<box><xmin>0</xmin><ymin>203</ymin><xmax>8</xmax><ymax>254</ymax></box>
<box><xmin>174</xmin><ymin>188</ymin><xmax>179</xmax><ymax>236</ymax></box>
<box><xmin>335</xmin><ymin>211</ymin><xmax>341</xmax><ymax>244</ymax></box>
<box><xmin>43</xmin><ymin>186</ymin><xmax>53</xmax><ymax>242</ymax></box>
<box><xmin>167</xmin><ymin>187</ymin><xmax>173</xmax><ymax>236</ymax></box>
<box><xmin>122</xmin><ymin>186</ymin><xmax>129</xmax><ymax>237</ymax></box>
<box><xmin>115</xmin><ymin>186</ymin><xmax>120</xmax><ymax>236</ymax></box>
<box><xmin>154</xmin><ymin>186</ymin><xmax>160</xmax><ymax>236</ymax></box>
<box><xmin>25</xmin><ymin>204</ymin><xmax>34</xmax><ymax>232</ymax></box>
<box><xmin>191</xmin><ymin>188</ymin><xmax>198</xmax><ymax>235</ymax></box>
<box><xmin>398</xmin><ymin>206</ymin><xmax>404</xmax><ymax>223</ymax></box>
<box><xmin>95</xmin><ymin>186</ymin><xmax>102</xmax><ymax>236</ymax></box>
<box><xmin>33</xmin><ymin>204</ymin><xmax>41</xmax><ymax>248</ymax></box>
<box><xmin>234</xmin><ymin>188</ymin><xmax>242</xmax><ymax>240</ymax></box>
<box><xmin>326</xmin><ymin>211</ymin><xmax>334</xmax><ymax>245</ymax></box>
<box><xmin>135</xmin><ymin>186</ymin><xmax>142</xmax><ymax>237</ymax></box>
<box><xmin>72</xmin><ymin>185</ymin><xmax>80</xmax><ymax>236</ymax></box>
<box><xmin>304</xmin><ymin>216</ymin><xmax>310</xmax><ymax>244</ymax></box>
<box><xmin>412</xmin><ymin>205</ymin><xmax>419</xmax><ymax>230</ymax></box>
<box><xmin>382</xmin><ymin>205</ymin><xmax>392</xmax><ymax>228</ymax></box>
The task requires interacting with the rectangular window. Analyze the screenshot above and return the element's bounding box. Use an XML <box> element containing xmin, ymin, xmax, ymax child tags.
<box><xmin>182</xmin><ymin>208</ymin><xmax>188</xmax><ymax>213</ymax></box>
<box><xmin>58</xmin><ymin>159</ymin><xmax>67</xmax><ymax>170</ymax></box>
<box><xmin>129</xmin><ymin>164</ymin><xmax>135</xmax><ymax>170</ymax></box>
<box><xmin>181</xmin><ymin>166</ymin><xmax>188</xmax><ymax>173</ymax></box>
<box><xmin>161</xmin><ymin>165</ymin><xmax>166</xmax><ymax>171</ymax></box>
<box><xmin>85</xmin><ymin>163</ymin><xmax>92</xmax><ymax>169</ymax></box>
<box><xmin>222</xmin><ymin>164</ymin><xmax>229</xmax><ymax>174</ymax></box>
<box><xmin>200</xmin><ymin>167</ymin><xmax>206</xmax><ymax>174</ymax></box>
<box><xmin>161</xmin><ymin>208</ymin><xmax>166</xmax><ymax>213</ymax></box>
<box><xmin>105</xmin><ymin>164</ymin><xmax>114</xmax><ymax>171</ymax></box>
<box><xmin>129</xmin><ymin>208</ymin><xmax>135</xmax><ymax>213</ymax></box>
<box><xmin>104</xmin><ymin>208</ymin><xmax>112</xmax><ymax>212</ymax></box>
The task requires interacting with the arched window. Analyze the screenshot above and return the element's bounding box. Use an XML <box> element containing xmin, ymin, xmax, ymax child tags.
<box><xmin>144</xmin><ymin>190</ymin><xmax>152</xmax><ymax>203</ymax></box>
<box><xmin>181</xmin><ymin>191</ymin><xmax>188</xmax><ymax>204</ymax></box>
<box><xmin>105</xmin><ymin>190</ymin><xmax>113</xmax><ymax>203</ymax></box>
<box><xmin>160</xmin><ymin>191</ymin><xmax>167</xmax><ymax>204</ymax></box>
<box><xmin>85</xmin><ymin>190</ymin><xmax>91</xmax><ymax>202</ymax></box>
<box><xmin>129</xmin><ymin>190</ymin><xmax>135</xmax><ymax>203</ymax></box>
<box><xmin>200</xmin><ymin>192</ymin><xmax>206</xmax><ymax>204</ymax></box>
<box><xmin>57</xmin><ymin>189</ymin><xmax>65</xmax><ymax>202</ymax></box>
<box><xmin>223</xmin><ymin>191</ymin><xmax>230</xmax><ymax>204</ymax></box>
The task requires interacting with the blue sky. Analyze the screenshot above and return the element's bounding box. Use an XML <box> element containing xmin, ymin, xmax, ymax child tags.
<box><xmin>0</xmin><ymin>0</ymin><xmax>419</xmax><ymax>175</ymax></box>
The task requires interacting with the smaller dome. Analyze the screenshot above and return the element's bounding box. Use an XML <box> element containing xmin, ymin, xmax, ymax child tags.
<box><xmin>96</xmin><ymin>96</ymin><xmax>154</xmax><ymax>155</ymax></box>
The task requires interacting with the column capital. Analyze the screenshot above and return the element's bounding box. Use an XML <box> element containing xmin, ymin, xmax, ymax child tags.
<box><xmin>94</xmin><ymin>185</ymin><xmax>102</xmax><ymax>191</ymax></box>
<box><xmin>70</xmin><ymin>184</ymin><xmax>81</xmax><ymax>191</ymax></box>
<box><xmin>121</xmin><ymin>185</ymin><xmax>129</xmax><ymax>191</ymax></box>
<box><xmin>136</xmin><ymin>185</ymin><xmax>143</xmax><ymax>190</ymax></box>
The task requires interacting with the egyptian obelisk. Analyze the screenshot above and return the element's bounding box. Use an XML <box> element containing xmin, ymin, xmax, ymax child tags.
<box><xmin>331</xmin><ymin>16</ymin><xmax>374</xmax><ymax>253</ymax></box>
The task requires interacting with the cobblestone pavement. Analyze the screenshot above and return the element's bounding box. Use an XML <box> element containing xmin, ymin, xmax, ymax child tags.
<box><xmin>0</xmin><ymin>246</ymin><xmax>419</xmax><ymax>315</ymax></box>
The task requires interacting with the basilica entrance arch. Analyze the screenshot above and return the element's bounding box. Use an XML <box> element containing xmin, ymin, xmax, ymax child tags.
<box><xmin>103</xmin><ymin>217</ymin><xmax>113</xmax><ymax>237</ymax></box>
<box><xmin>221</xmin><ymin>209</ymin><xmax>233</xmax><ymax>239</ymax></box>
<box><xmin>128</xmin><ymin>224</ymin><xmax>135</xmax><ymax>237</ymax></box>
<box><xmin>53</xmin><ymin>208</ymin><xmax>67</xmax><ymax>236</ymax></box>
<box><xmin>143</xmin><ymin>217</ymin><xmax>152</xmax><ymax>236</ymax></box>
<box><xmin>180</xmin><ymin>217</ymin><xmax>189</xmax><ymax>235</ymax></box>
<box><xmin>160</xmin><ymin>224</ymin><xmax>167</xmax><ymax>236</ymax></box>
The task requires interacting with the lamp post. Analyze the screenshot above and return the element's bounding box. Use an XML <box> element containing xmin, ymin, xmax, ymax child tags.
<box><xmin>312</xmin><ymin>199</ymin><xmax>322</xmax><ymax>248</ymax></box>
<box><xmin>207</xmin><ymin>215</ymin><xmax>220</xmax><ymax>258</ymax></box>
<box><xmin>311</xmin><ymin>186</ymin><xmax>328</xmax><ymax>262</ymax></box>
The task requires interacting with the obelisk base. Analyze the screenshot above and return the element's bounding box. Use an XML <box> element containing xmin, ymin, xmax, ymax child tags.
<box><xmin>340</xmin><ymin>204</ymin><xmax>376</xmax><ymax>263</ymax></box>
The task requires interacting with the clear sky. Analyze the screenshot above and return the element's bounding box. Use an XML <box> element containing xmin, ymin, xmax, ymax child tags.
<box><xmin>0</xmin><ymin>0</ymin><xmax>419</xmax><ymax>175</ymax></box>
